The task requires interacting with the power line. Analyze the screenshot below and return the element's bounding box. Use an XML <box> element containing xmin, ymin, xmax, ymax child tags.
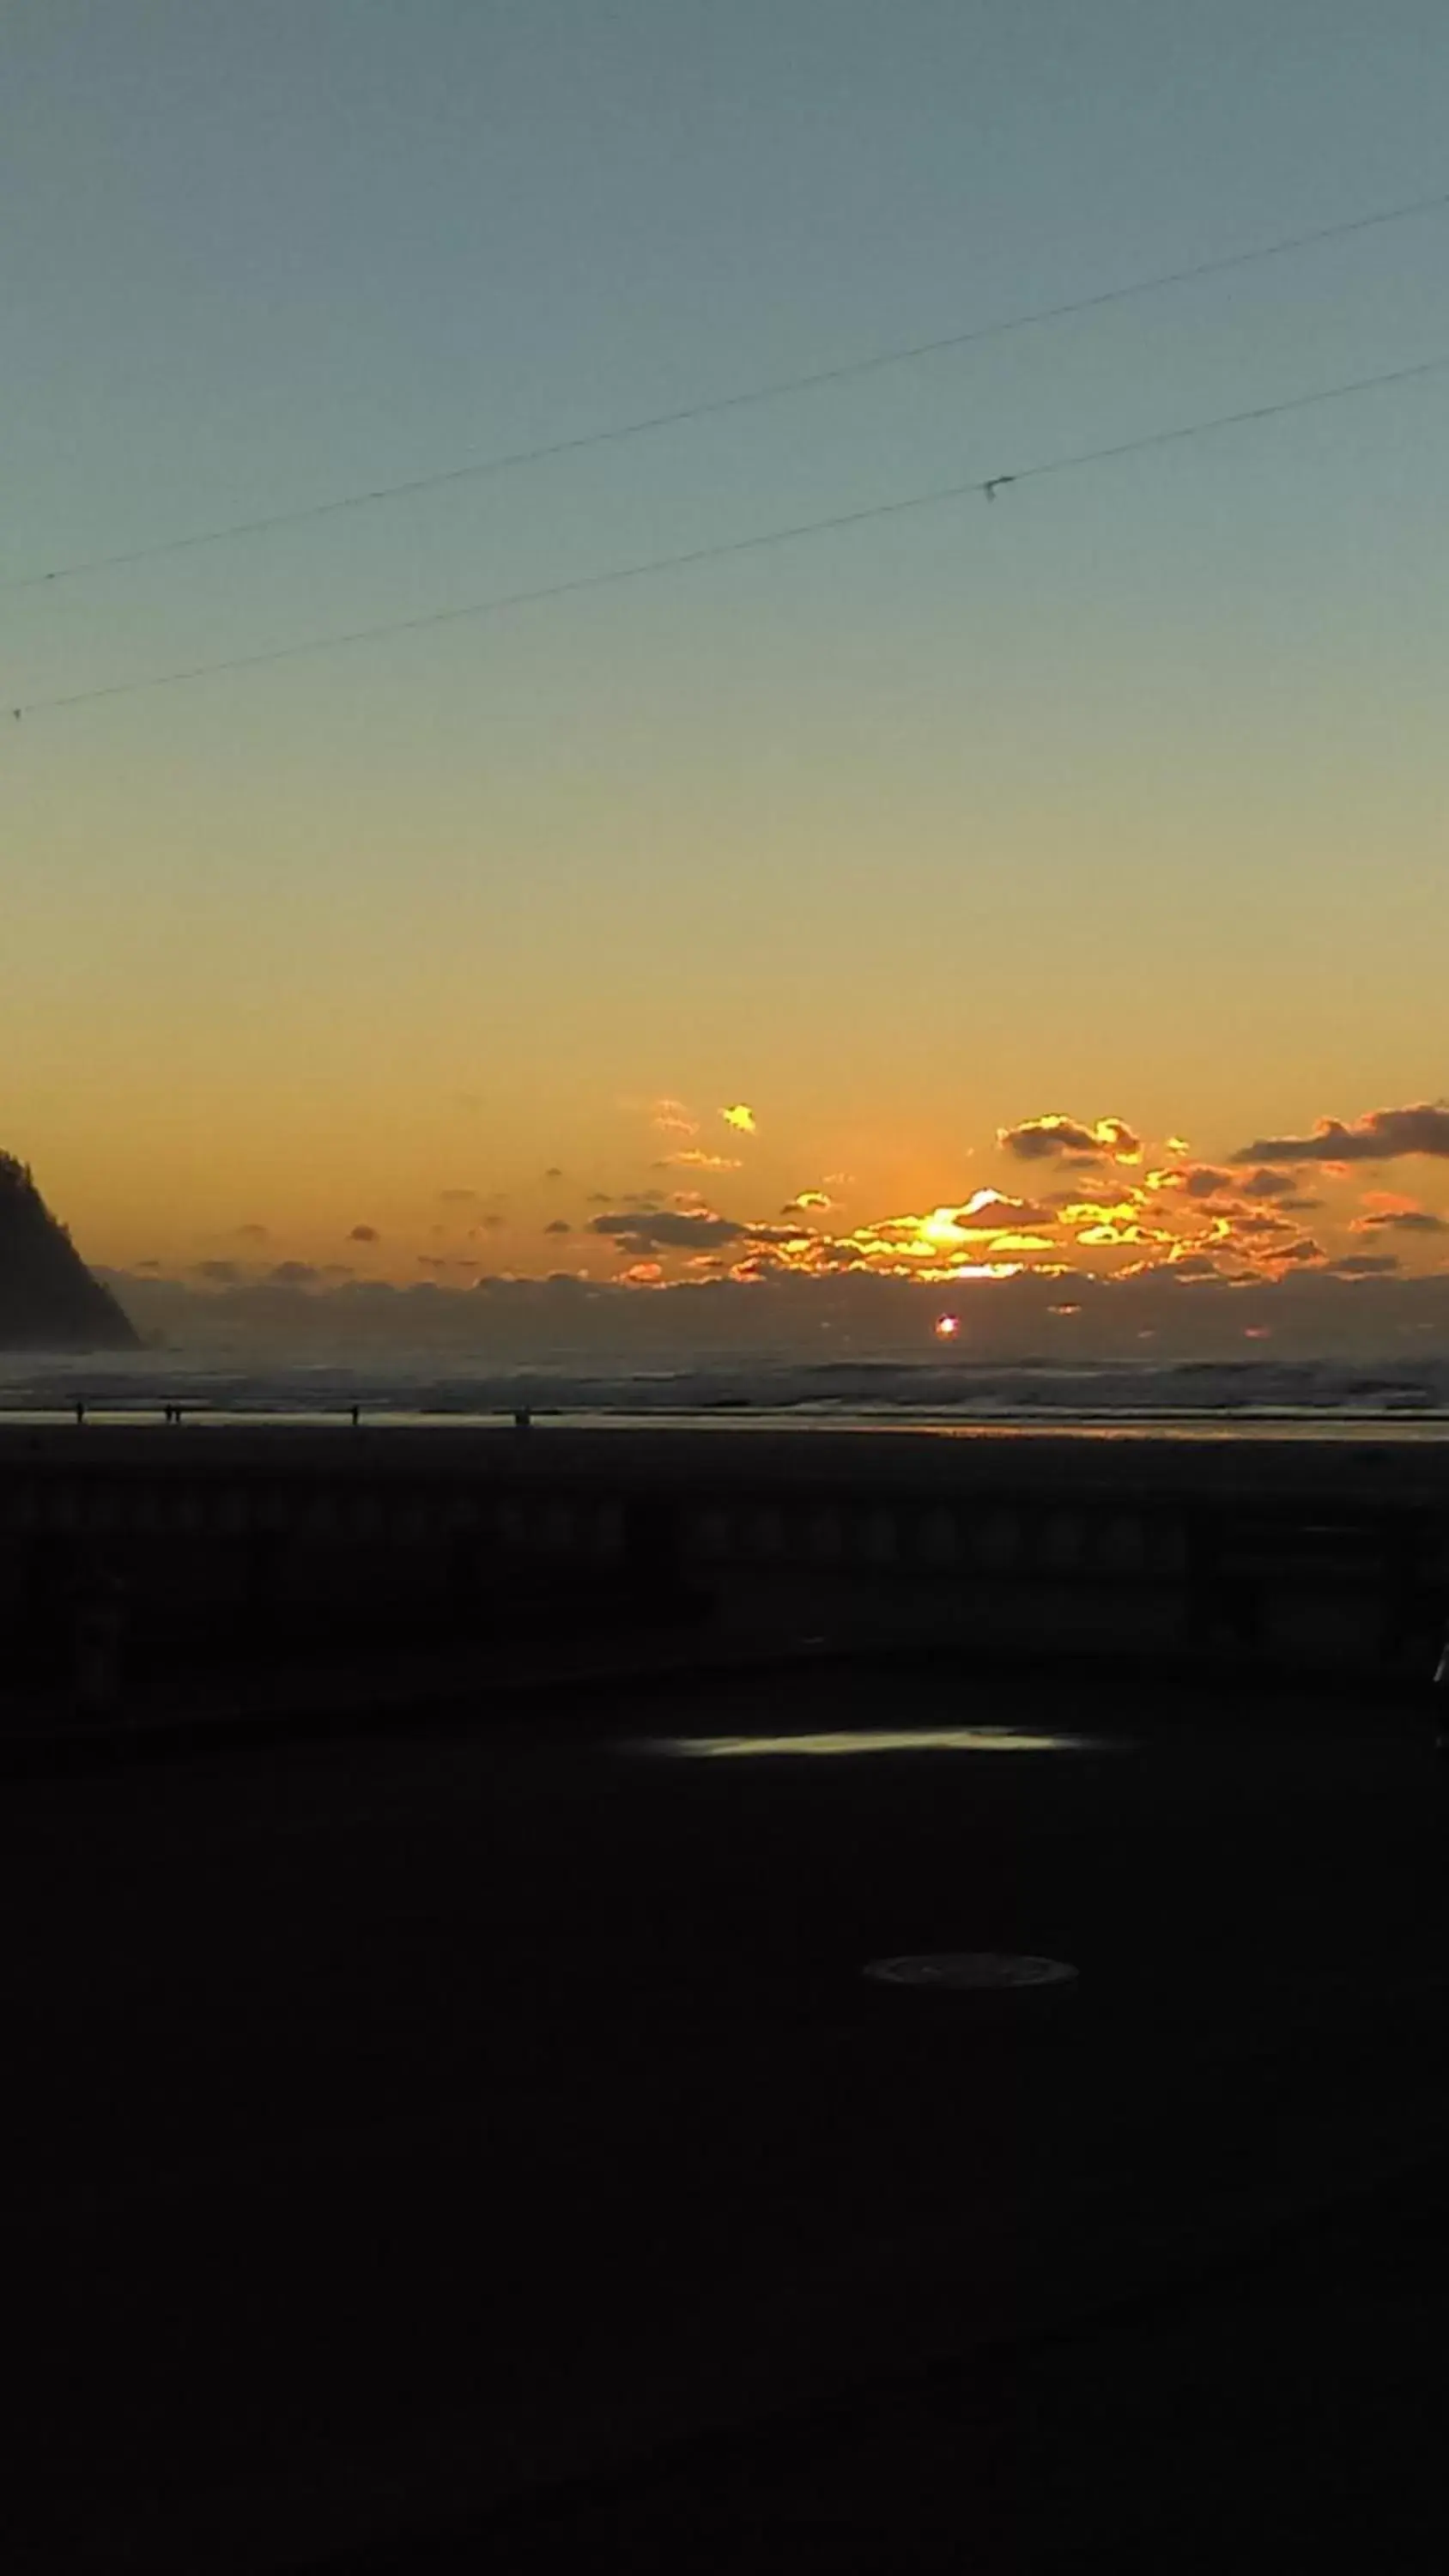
<box><xmin>6</xmin><ymin>184</ymin><xmax>1449</xmax><ymax>597</ymax></box>
<box><xmin>12</xmin><ymin>345</ymin><xmax>1448</xmax><ymax>720</ymax></box>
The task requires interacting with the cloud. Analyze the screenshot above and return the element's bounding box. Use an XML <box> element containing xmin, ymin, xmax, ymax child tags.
<box><xmin>236</xmin><ymin>1222</ymin><xmax>270</xmax><ymax>1242</ymax></box>
<box><xmin>1211</xmin><ymin>1206</ymin><xmax>1298</xmax><ymax>1239</ymax></box>
<box><xmin>544</xmin><ymin>1167</ymin><xmax>564</xmax><ymax>1182</ymax></box>
<box><xmin>652</xmin><ymin>1098</ymin><xmax>698</xmax><ymax>1138</ymax></box>
<box><xmin>721</xmin><ymin>1103</ymin><xmax>757</xmax><ymax>1135</ymax></box>
<box><xmin>438</xmin><ymin>1188</ymin><xmax>479</xmax><ymax>1205</ymax></box>
<box><xmin>1330</xmin><ymin>1254</ymin><xmax>1402</xmax><ymax>1275</ymax></box>
<box><xmin>543</xmin><ymin>1218</ymin><xmax>572</xmax><ymax>1236</ymax></box>
<box><xmin>268</xmin><ymin>1261</ymin><xmax>319</xmax><ymax>1286</ymax></box>
<box><xmin>590</xmin><ymin>1210</ymin><xmax>744</xmax><ymax>1255</ymax></box>
<box><xmin>1163</xmin><ymin>1163</ymin><xmax>1302</xmax><ymax>1206</ymax></box>
<box><xmin>194</xmin><ymin>1259</ymin><xmax>241</xmax><ymax>1285</ymax></box>
<box><xmin>1353</xmin><ymin>1207</ymin><xmax>1448</xmax><ymax>1234</ymax></box>
<box><xmin>959</xmin><ymin>1188</ymin><xmax>1057</xmax><ymax>1227</ymax></box>
<box><xmin>1054</xmin><ymin>1196</ymin><xmax>1152</xmax><ymax>1229</ymax></box>
<box><xmin>349</xmin><ymin>1224</ymin><xmax>380</xmax><ymax>1243</ymax></box>
<box><xmin>997</xmin><ymin>1114</ymin><xmax>1142</xmax><ymax>1164</ymax></box>
<box><xmin>664</xmin><ymin>1150</ymin><xmax>743</xmax><ymax>1171</ymax></box>
<box><xmin>1230</xmin><ymin>1103</ymin><xmax>1449</xmax><ymax>1164</ymax></box>
<box><xmin>787</xmin><ymin>1188</ymin><xmax>834</xmax><ymax>1211</ymax></box>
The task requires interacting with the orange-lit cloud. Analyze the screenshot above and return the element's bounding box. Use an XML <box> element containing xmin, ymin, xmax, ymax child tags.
<box><xmin>1054</xmin><ymin>1198</ymin><xmax>1151</xmax><ymax>1229</ymax></box>
<box><xmin>664</xmin><ymin>1149</ymin><xmax>742</xmax><ymax>1171</ymax></box>
<box><xmin>998</xmin><ymin>1114</ymin><xmax>1142</xmax><ymax>1164</ymax></box>
<box><xmin>722</xmin><ymin>1103</ymin><xmax>757</xmax><ymax>1134</ymax></box>
<box><xmin>958</xmin><ymin>1188</ymin><xmax>1056</xmax><ymax>1226</ymax></box>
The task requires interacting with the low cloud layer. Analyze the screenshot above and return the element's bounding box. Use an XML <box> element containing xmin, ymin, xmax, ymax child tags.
<box><xmin>100</xmin><ymin>1258</ymin><xmax>1449</xmax><ymax>1369</ymax></box>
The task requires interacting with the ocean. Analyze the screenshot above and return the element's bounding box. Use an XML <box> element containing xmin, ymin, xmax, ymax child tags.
<box><xmin>4</xmin><ymin>1349</ymin><xmax>1449</xmax><ymax>1437</ymax></box>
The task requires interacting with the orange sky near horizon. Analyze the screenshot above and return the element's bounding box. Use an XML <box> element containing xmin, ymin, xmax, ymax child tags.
<box><xmin>19</xmin><ymin>1084</ymin><xmax>1449</xmax><ymax>1306</ymax></box>
<box><xmin>6</xmin><ymin>2</ymin><xmax>1449</xmax><ymax>1331</ymax></box>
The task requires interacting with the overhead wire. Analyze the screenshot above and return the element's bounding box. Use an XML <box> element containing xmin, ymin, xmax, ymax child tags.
<box><xmin>12</xmin><ymin>344</ymin><xmax>1448</xmax><ymax>720</ymax></box>
<box><xmin>5</xmin><ymin>182</ymin><xmax>1449</xmax><ymax>596</ymax></box>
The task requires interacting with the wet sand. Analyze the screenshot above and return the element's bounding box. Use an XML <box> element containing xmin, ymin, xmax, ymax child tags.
<box><xmin>5</xmin><ymin>1414</ymin><xmax>1449</xmax><ymax>1498</ymax></box>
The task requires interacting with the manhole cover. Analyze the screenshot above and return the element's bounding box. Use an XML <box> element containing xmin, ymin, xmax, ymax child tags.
<box><xmin>864</xmin><ymin>1953</ymin><xmax>1079</xmax><ymax>2009</ymax></box>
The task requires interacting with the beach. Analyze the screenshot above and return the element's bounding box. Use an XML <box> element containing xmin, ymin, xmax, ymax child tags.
<box><xmin>3</xmin><ymin>1415</ymin><xmax>1448</xmax><ymax>2566</ymax></box>
<box><xmin>4</xmin><ymin>1662</ymin><xmax>1449</xmax><ymax>2571</ymax></box>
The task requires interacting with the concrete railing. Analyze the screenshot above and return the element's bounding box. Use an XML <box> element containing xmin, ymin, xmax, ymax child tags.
<box><xmin>1</xmin><ymin>1422</ymin><xmax>1445</xmax><ymax>1693</ymax></box>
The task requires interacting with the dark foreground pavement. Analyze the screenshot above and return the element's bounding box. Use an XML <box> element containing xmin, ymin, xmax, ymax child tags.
<box><xmin>3</xmin><ymin>1665</ymin><xmax>1448</xmax><ymax>2572</ymax></box>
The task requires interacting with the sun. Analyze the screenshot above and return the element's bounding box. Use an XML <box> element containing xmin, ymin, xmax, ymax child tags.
<box><xmin>934</xmin><ymin>1314</ymin><xmax>960</xmax><ymax>1340</ymax></box>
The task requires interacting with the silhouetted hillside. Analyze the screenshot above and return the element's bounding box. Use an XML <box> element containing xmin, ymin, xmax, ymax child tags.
<box><xmin>0</xmin><ymin>1153</ymin><xmax>139</xmax><ymax>1350</ymax></box>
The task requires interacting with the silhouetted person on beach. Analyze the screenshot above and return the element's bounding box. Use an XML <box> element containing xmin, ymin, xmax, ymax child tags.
<box><xmin>514</xmin><ymin>1406</ymin><xmax>532</xmax><ymax>1431</ymax></box>
<box><xmin>350</xmin><ymin>1405</ymin><xmax>361</xmax><ymax>1427</ymax></box>
<box><xmin>74</xmin><ymin>1400</ymin><xmax>85</xmax><ymax>1427</ymax></box>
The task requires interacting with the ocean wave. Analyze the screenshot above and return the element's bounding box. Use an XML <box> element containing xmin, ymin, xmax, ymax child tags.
<box><xmin>3</xmin><ymin>1351</ymin><xmax>1449</xmax><ymax>1424</ymax></box>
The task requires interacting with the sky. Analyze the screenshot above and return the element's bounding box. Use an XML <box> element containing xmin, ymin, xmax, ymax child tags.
<box><xmin>5</xmin><ymin>0</ymin><xmax>1449</xmax><ymax>1348</ymax></box>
